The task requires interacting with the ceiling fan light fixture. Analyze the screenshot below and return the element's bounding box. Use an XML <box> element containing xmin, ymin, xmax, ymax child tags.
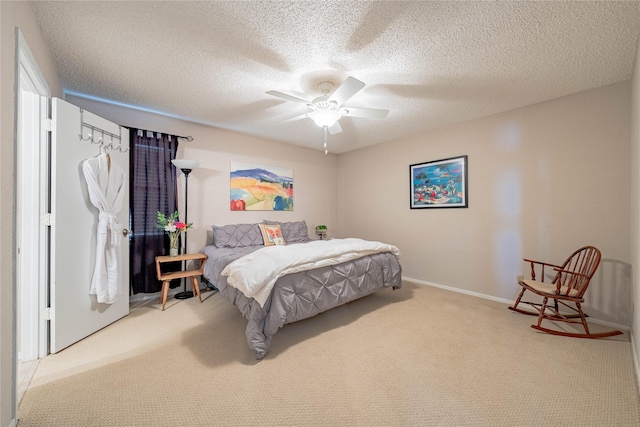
<box><xmin>310</xmin><ymin>110</ymin><xmax>340</xmax><ymax>128</ymax></box>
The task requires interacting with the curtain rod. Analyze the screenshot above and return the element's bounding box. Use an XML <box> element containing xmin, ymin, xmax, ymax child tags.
<box><xmin>124</xmin><ymin>126</ymin><xmax>194</xmax><ymax>142</ymax></box>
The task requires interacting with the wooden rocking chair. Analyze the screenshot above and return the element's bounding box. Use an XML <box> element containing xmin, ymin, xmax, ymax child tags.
<box><xmin>508</xmin><ymin>246</ymin><xmax>622</xmax><ymax>339</ymax></box>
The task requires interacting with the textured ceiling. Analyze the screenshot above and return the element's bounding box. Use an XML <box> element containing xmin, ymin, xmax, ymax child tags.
<box><xmin>32</xmin><ymin>1</ymin><xmax>640</xmax><ymax>154</ymax></box>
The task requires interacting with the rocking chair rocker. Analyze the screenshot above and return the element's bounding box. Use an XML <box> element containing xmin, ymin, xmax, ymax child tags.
<box><xmin>508</xmin><ymin>246</ymin><xmax>622</xmax><ymax>339</ymax></box>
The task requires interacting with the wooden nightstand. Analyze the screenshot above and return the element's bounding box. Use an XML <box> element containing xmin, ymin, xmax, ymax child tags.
<box><xmin>155</xmin><ymin>253</ymin><xmax>207</xmax><ymax>311</ymax></box>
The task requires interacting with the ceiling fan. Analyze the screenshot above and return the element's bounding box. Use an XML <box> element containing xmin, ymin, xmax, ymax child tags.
<box><xmin>266</xmin><ymin>76</ymin><xmax>389</xmax><ymax>136</ymax></box>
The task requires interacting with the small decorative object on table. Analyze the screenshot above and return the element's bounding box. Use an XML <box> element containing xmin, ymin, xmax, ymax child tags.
<box><xmin>315</xmin><ymin>225</ymin><xmax>327</xmax><ymax>240</ymax></box>
<box><xmin>157</xmin><ymin>211</ymin><xmax>192</xmax><ymax>256</ymax></box>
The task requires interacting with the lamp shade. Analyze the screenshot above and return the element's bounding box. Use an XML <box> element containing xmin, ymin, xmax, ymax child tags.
<box><xmin>310</xmin><ymin>110</ymin><xmax>340</xmax><ymax>128</ymax></box>
<box><xmin>171</xmin><ymin>159</ymin><xmax>200</xmax><ymax>171</ymax></box>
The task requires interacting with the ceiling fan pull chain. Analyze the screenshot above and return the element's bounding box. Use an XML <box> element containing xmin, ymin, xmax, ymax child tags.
<box><xmin>323</xmin><ymin>126</ymin><xmax>328</xmax><ymax>155</ymax></box>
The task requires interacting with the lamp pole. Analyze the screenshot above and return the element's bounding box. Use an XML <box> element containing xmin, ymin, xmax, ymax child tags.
<box><xmin>171</xmin><ymin>158</ymin><xmax>199</xmax><ymax>299</ymax></box>
<box><xmin>174</xmin><ymin>166</ymin><xmax>193</xmax><ymax>299</ymax></box>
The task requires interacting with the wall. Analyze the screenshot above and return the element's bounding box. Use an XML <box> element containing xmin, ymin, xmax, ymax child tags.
<box><xmin>64</xmin><ymin>95</ymin><xmax>339</xmax><ymax>255</ymax></box>
<box><xmin>631</xmin><ymin>37</ymin><xmax>640</xmax><ymax>373</ymax></box>
<box><xmin>339</xmin><ymin>82</ymin><xmax>632</xmax><ymax>326</ymax></box>
<box><xmin>1</xmin><ymin>2</ymin><xmax>62</xmax><ymax>426</ymax></box>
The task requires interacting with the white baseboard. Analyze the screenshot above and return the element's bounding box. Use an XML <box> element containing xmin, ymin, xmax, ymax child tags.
<box><xmin>401</xmin><ymin>276</ymin><xmax>630</xmax><ymax>331</ymax></box>
<box><xmin>631</xmin><ymin>333</ymin><xmax>640</xmax><ymax>393</ymax></box>
<box><xmin>129</xmin><ymin>287</ymin><xmax>183</xmax><ymax>303</ymax></box>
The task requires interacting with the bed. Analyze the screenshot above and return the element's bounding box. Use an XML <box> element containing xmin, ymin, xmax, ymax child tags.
<box><xmin>201</xmin><ymin>220</ymin><xmax>402</xmax><ymax>359</ymax></box>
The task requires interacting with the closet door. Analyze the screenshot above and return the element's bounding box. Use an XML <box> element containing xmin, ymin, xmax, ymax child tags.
<box><xmin>50</xmin><ymin>98</ymin><xmax>130</xmax><ymax>353</ymax></box>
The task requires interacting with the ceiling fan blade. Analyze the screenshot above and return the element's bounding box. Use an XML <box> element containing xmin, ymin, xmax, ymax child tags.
<box><xmin>266</xmin><ymin>90</ymin><xmax>311</xmax><ymax>105</ymax></box>
<box><xmin>327</xmin><ymin>76</ymin><xmax>365</xmax><ymax>106</ymax></box>
<box><xmin>341</xmin><ymin>107</ymin><xmax>389</xmax><ymax>120</ymax></box>
<box><xmin>328</xmin><ymin>121</ymin><xmax>343</xmax><ymax>135</ymax></box>
<box><xmin>279</xmin><ymin>113</ymin><xmax>311</xmax><ymax>123</ymax></box>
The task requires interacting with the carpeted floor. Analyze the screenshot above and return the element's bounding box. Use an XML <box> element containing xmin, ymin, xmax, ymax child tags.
<box><xmin>17</xmin><ymin>281</ymin><xmax>640</xmax><ymax>426</ymax></box>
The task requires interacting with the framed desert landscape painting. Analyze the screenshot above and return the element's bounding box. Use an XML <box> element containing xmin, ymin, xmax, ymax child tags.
<box><xmin>230</xmin><ymin>162</ymin><xmax>293</xmax><ymax>211</ymax></box>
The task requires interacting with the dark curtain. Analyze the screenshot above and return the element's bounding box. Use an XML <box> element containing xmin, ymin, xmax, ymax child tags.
<box><xmin>129</xmin><ymin>129</ymin><xmax>180</xmax><ymax>294</ymax></box>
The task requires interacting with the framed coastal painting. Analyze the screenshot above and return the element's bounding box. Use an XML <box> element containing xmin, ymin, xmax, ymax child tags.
<box><xmin>230</xmin><ymin>162</ymin><xmax>293</xmax><ymax>211</ymax></box>
<box><xmin>410</xmin><ymin>155</ymin><xmax>468</xmax><ymax>209</ymax></box>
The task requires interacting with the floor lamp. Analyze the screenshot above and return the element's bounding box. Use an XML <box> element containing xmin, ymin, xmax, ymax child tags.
<box><xmin>171</xmin><ymin>158</ymin><xmax>200</xmax><ymax>299</ymax></box>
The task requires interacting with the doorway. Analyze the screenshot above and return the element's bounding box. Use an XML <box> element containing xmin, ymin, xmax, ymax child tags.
<box><xmin>14</xmin><ymin>30</ymin><xmax>133</xmax><ymax>414</ymax></box>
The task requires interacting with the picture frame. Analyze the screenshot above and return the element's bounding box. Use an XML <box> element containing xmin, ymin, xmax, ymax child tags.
<box><xmin>410</xmin><ymin>155</ymin><xmax>468</xmax><ymax>209</ymax></box>
<box><xmin>230</xmin><ymin>162</ymin><xmax>293</xmax><ymax>211</ymax></box>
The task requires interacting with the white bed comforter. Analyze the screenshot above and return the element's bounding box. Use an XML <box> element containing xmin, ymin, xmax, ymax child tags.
<box><xmin>221</xmin><ymin>238</ymin><xmax>400</xmax><ymax>307</ymax></box>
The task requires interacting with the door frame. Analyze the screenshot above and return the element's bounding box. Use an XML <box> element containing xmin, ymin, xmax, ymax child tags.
<box><xmin>15</xmin><ymin>27</ymin><xmax>51</xmax><ymax>372</ymax></box>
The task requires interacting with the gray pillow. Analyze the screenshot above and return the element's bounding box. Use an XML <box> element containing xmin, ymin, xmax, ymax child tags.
<box><xmin>262</xmin><ymin>220</ymin><xmax>310</xmax><ymax>243</ymax></box>
<box><xmin>212</xmin><ymin>223</ymin><xmax>264</xmax><ymax>248</ymax></box>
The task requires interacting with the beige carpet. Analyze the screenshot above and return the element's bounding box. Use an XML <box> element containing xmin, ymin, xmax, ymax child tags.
<box><xmin>18</xmin><ymin>281</ymin><xmax>640</xmax><ymax>426</ymax></box>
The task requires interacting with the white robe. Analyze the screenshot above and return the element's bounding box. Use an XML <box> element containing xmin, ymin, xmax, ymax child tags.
<box><xmin>82</xmin><ymin>153</ymin><xmax>127</xmax><ymax>304</ymax></box>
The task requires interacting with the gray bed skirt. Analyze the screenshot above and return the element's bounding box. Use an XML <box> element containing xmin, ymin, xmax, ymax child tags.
<box><xmin>202</xmin><ymin>245</ymin><xmax>402</xmax><ymax>359</ymax></box>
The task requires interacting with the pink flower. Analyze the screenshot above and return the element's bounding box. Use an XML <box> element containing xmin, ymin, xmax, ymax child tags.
<box><xmin>175</xmin><ymin>221</ymin><xmax>187</xmax><ymax>231</ymax></box>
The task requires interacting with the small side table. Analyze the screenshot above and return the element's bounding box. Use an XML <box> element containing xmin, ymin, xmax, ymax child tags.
<box><xmin>155</xmin><ymin>253</ymin><xmax>207</xmax><ymax>311</ymax></box>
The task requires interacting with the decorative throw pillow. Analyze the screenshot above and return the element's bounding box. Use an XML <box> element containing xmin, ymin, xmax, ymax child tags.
<box><xmin>262</xmin><ymin>220</ymin><xmax>310</xmax><ymax>243</ymax></box>
<box><xmin>212</xmin><ymin>223</ymin><xmax>263</xmax><ymax>248</ymax></box>
<box><xmin>259</xmin><ymin>223</ymin><xmax>286</xmax><ymax>246</ymax></box>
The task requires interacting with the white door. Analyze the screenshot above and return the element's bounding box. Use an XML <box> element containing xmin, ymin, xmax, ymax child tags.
<box><xmin>50</xmin><ymin>97</ymin><xmax>130</xmax><ymax>353</ymax></box>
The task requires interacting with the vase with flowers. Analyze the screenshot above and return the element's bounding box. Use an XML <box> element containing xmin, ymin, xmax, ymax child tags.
<box><xmin>157</xmin><ymin>211</ymin><xmax>192</xmax><ymax>256</ymax></box>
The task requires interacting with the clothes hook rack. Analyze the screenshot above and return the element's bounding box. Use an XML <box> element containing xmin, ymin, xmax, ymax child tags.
<box><xmin>78</xmin><ymin>109</ymin><xmax>130</xmax><ymax>153</ymax></box>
